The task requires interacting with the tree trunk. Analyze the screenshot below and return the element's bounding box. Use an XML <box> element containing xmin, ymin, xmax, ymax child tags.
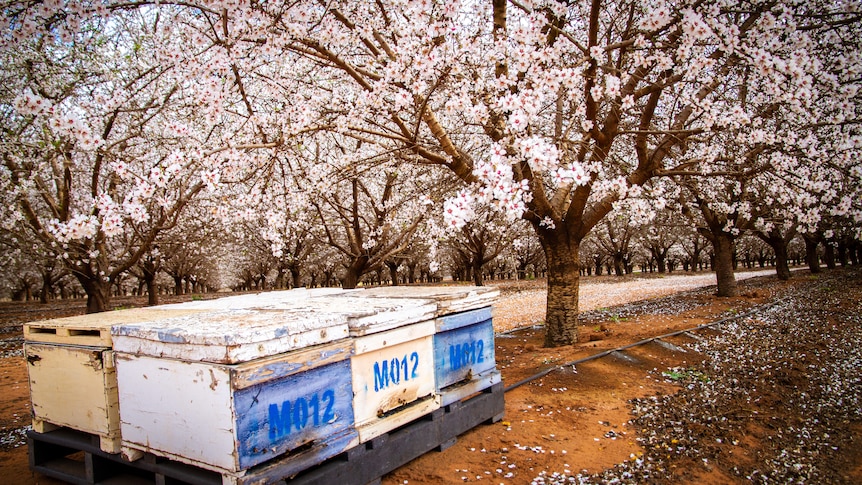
<box><xmin>142</xmin><ymin>260</ymin><xmax>159</xmax><ymax>306</ymax></box>
<box><xmin>837</xmin><ymin>242</ymin><xmax>848</xmax><ymax>266</ymax></box>
<box><xmin>773</xmin><ymin>239</ymin><xmax>792</xmax><ymax>280</ymax></box>
<box><xmin>342</xmin><ymin>270</ymin><xmax>359</xmax><ymax>289</ymax></box>
<box><xmin>711</xmin><ymin>232</ymin><xmax>738</xmax><ymax>297</ymax></box>
<box><xmin>802</xmin><ymin>235</ymin><xmax>821</xmax><ymax>274</ymax></box>
<box><xmin>760</xmin><ymin>233</ymin><xmax>792</xmax><ymax>280</ymax></box>
<box><xmin>79</xmin><ymin>277</ymin><xmax>111</xmax><ymax>313</ymax></box>
<box><xmin>850</xmin><ymin>241</ymin><xmax>859</xmax><ymax>265</ymax></box>
<box><xmin>612</xmin><ymin>254</ymin><xmax>625</xmax><ymax>276</ymax></box>
<box><xmin>537</xmin><ymin>229</ymin><xmax>581</xmax><ymax>347</ymax></box>
<box><xmin>145</xmin><ymin>278</ymin><xmax>158</xmax><ymax>306</ymax></box>
<box><xmin>275</xmin><ymin>267</ymin><xmax>286</xmax><ymax>289</ymax></box>
<box><xmin>472</xmin><ymin>260</ymin><xmax>484</xmax><ymax>286</ymax></box>
<box><xmin>386</xmin><ymin>262</ymin><xmax>400</xmax><ymax>286</ymax></box>
<box><xmin>39</xmin><ymin>271</ymin><xmax>51</xmax><ymax>304</ymax></box>
<box><xmin>341</xmin><ymin>256</ymin><xmax>369</xmax><ymax>289</ymax></box>
<box><xmin>143</xmin><ymin>273</ymin><xmax>158</xmax><ymax>306</ymax></box>
<box><xmin>656</xmin><ymin>254</ymin><xmax>667</xmax><ymax>273</ymax></box>
<box><xmin>825</xmin><ymin>243</ymin><xmax>836</xmax><ymax>269</ymax></box>
<box><xmin>290</xmin><ymin>267</ymin><xmax>301</xmax><ymax>288</ymax></box>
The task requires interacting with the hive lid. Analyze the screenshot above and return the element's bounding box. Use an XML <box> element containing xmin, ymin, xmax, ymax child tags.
<box><xmin>294</xmin><ymin>295</ymin><xmax>438</xmax><ymax>337</ymax></box>
<box><xmin>435</xmin><ymin>306</ymin><xmax>494</xmax><ymax>333</ymax></box>
<box><xmin>23</xmin><ymin>308</ymin><xmax>205</xmax><ymax>347</ymax></box>
<box><xmin>111</xmin><ymin>308</ymin><xmax>350</xmax><ymax>364</ymax></box>
<box><xmin>356</xmin><ymin>286</ymin><xmax>499</xmax><ymax>316</ymax></box>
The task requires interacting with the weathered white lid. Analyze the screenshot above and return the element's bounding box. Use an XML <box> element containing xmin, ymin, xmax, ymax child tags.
<box><xmin>356</xmin><ymin>286</ymin><xmax>499</xmax><ymax>316</ymax></box>
<box><xmin>23</xmin><ymin>307</ymin><xmax>206</xmax><ymax>347</ymax></box>
<box><xmin>109</xmin><ymin>288</ymin><xmax>438</xmax><ymax>361</ymax></box>
<box><xmin>110</xmin><ymin>289</ymin><xmax>355</xmax><ymax>363</ymax></box>
<box><xmin>296</xmin><ymin>295</ymin><xmax>437</xmax><ymax>337</ymax></box>
<box><xmin>111</xmin><ymin>307</ymin><xmax>350</xmax><ymax>364</ymax></box>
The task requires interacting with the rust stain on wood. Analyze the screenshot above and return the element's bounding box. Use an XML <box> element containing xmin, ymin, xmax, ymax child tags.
<box><xmin>209</xmin><ymin>369</ymin><xmax>219</xmax><ymax>390</ymax></box>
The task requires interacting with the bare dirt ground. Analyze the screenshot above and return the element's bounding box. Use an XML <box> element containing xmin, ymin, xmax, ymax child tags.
<box><xmin>1</xmin><ymin>268</ymin><xmax>861</xmax><ymax>484</ymax></box>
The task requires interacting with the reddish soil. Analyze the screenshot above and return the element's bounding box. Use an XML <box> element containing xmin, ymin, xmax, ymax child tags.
<box><xmin>1</xmin><ymin>270</ymin><xmax>860</xmax><ymax>484</ymax></box>
<box><xmin>381</xmin><ymin>285</ymin><xmax>769</xmax><ymax>484</ymax></box>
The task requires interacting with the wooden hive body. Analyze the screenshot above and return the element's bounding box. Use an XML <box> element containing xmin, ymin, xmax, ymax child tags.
<box><xmin>350</xmin><ymin>320</ymin><xmax>440</xmax><ymax>443</ymax></box>
<box><xmin>24</xmin><ymin>308</ymin><xmax>205</xmax><ymax>453</ymax></box>
<box><xmin>433</xmin><ymin>307</ymin><xmax>501</xmax><ymax>405</ymax></box>
<box><xmin>111</xmin><ymin>292</ymin><xmax>360</xmax><ymax>474</ymax></box>
<box><xmin>116</xmin><ymin>339</ymin><xmax>358</xmax><ymax>475</ymax></box>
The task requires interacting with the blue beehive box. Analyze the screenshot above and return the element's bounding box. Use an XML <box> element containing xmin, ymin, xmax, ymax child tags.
<box><xmin>433</xmin><ymin>307</ymin><xmax>501</xmax><ymax>405</ymax></box>
<box><xmin>232</xmin><ymin>347</ymin><xmax>357</xmax><ymax>471</ymax></box>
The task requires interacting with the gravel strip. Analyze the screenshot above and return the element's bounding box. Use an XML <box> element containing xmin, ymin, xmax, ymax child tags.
<box><xmin>0</xmin><ymin>426</ymin><xmax>29</xmax><ymax>451</ymax></box>
<box><xmin>531</xmin><ymin>269</ymin><xmax>862</xmax><ymax>484</ymax></box>
<box><xmin>0</xmin><ymin>335</ymin><xmax>23</xmax><ymax>359</ymax></box>
<box><xmin>493</xmin><ymin>269</ymin><xmax>781</xmax><ymax>333</ymax></box>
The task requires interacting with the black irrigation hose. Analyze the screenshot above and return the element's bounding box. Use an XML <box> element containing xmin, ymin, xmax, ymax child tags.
<box><xmin>501</xmin><ymin>298</ymin><xmax>786</xmax><ymax>393</ymax></box>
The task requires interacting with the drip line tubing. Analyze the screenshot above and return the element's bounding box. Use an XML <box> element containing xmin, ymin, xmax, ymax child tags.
<box><xmin>501</xmin><ymin>298</ymin><xmax>785</xmax><ymax>393</ymax></box>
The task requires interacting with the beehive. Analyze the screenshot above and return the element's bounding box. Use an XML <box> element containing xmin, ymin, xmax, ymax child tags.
<box><xmin>433</xmin><ymin>307</ymin><xmax>501</xmax><ymax>405</ymax></box>
<box><xmin>111</xmin><ymin>301</ymin><xmax>356</xmax><ymax>475</ymax></box>
<box><xmin>358</xmin><ymin>286</ymin><xmax>501</xmax><ymax>406</ymax></box>
<box><xmin>115</xmin><ymin>339</ymin><xmax>357</xmax><ymax>476</ymax></box>
<box><xmin>23</xmin><ymin>288</ymin><xmax>349</xmax><ymax>455</ymax></box>
<box><xmin>344</xmin><ymin>286</ymin><xmax>500</xmax><ymax>441</ymax></box>
<box><xmin>274</xmin><ymin>291</ymin><xmax>442</xmax><ymax>444</ymax></box>
<box><xmin>350</xmin><ymin>319</ymin><xmax>439</xmax><ymax>442</ymax></box>
<box><xmin>24</xmin><ymin>308</ymin><xmax>204</xmax><ymax>453</ymax></box>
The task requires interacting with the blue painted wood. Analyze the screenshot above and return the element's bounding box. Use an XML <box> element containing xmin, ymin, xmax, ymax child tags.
<box><xmin>233</xmin><ymin>342</ymin><xmax>353</xmax><ymax>389</ymax></box>
<box><xmin>435</xmin><ymin>307</ymin><xmax>493</xmax><ymax>333</ymax></box>
<box><xmin>433</xmin><ymin>319</ymin><xmax>495</xmax><ymax>389</ymax></box>
<box><xmin>234</xmin><ymin>359</ymin><xmax>356</xmax><ymax>470</ymax></box>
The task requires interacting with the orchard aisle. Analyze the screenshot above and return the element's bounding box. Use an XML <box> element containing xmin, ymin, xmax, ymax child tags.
<box><xmin>491</xmin><ymin>268</ymin><xmax>785</xmax><ymax>333</ymax></box>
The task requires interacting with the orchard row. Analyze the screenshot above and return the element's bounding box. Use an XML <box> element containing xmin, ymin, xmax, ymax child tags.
<box><xmin>1</xmin><ymin>1</ymin><xmax>860</xmax><ymax>345</ymax></box>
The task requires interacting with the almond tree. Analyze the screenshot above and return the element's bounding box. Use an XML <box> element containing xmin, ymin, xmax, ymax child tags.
<box><xmin>510</xmin><ymin>225</ymin><xmax>545</xmax><ymax>280</ymax></box>
<box><xmin>2</xmin><ymin>10</ymin><xmax>230</xmax><ymax>311</ymax></box>
<box><xmin>8</xmin><ymin>1</ymin><xmax>860</xmax><ymax>342</ymax></box>
<box><xmin>1</xmin><ymin>5</ymin><xmax>295</xmax><ymax>311</ymax></box>
<box><xmin>445</xmin><ymin>208</ymin><xmax>515</xmax><ymax>286</ymax></box>
<box><xmin>242</xmin><ymin>0</ymin><xmax>859</xmax><ymax>344</ymax></box>
<box><xmin>638</xmin><ymin>209</ymin><xmax>685</xmax><ymax>274</ymax></box>
<box><xmin>302</xmin><ymin>152</ymin><xmax>430</xmax><ymax>289</ymax></box>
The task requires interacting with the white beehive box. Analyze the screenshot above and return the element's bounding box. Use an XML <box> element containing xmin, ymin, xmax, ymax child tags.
<box><xmin>112</xmin><ymin>298</ymin><xmax>359</xmax><ymax>474</ymax></box>
<box><xmin>350</xmin><ymin>320</ymin><xmax>439</xmax><ymax>443</ymax></box>
<box><xmin>24</xmin><ymin>308</ymin><xmax>205</xmax><ymax>453</ymax></box>
<box><xmin>286</xmin><ymin>290</ymin><xmax>443</xmax><ymax>443</ymax></box>
<box><xmin>344</xmin><ymin>286</ymin><xmax>500</xmax><ymax>442</ymax></box>
<box><xmin>116</xmin><ymin>339</ymin><xmax>358</xmax><ymax>477</ymax></box>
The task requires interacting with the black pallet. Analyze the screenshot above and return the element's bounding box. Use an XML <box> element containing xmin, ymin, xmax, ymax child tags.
<box><xmin>29</xmin><ymin>382</ymin><xmax>505</xmax><ymax>485</ymax></box>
